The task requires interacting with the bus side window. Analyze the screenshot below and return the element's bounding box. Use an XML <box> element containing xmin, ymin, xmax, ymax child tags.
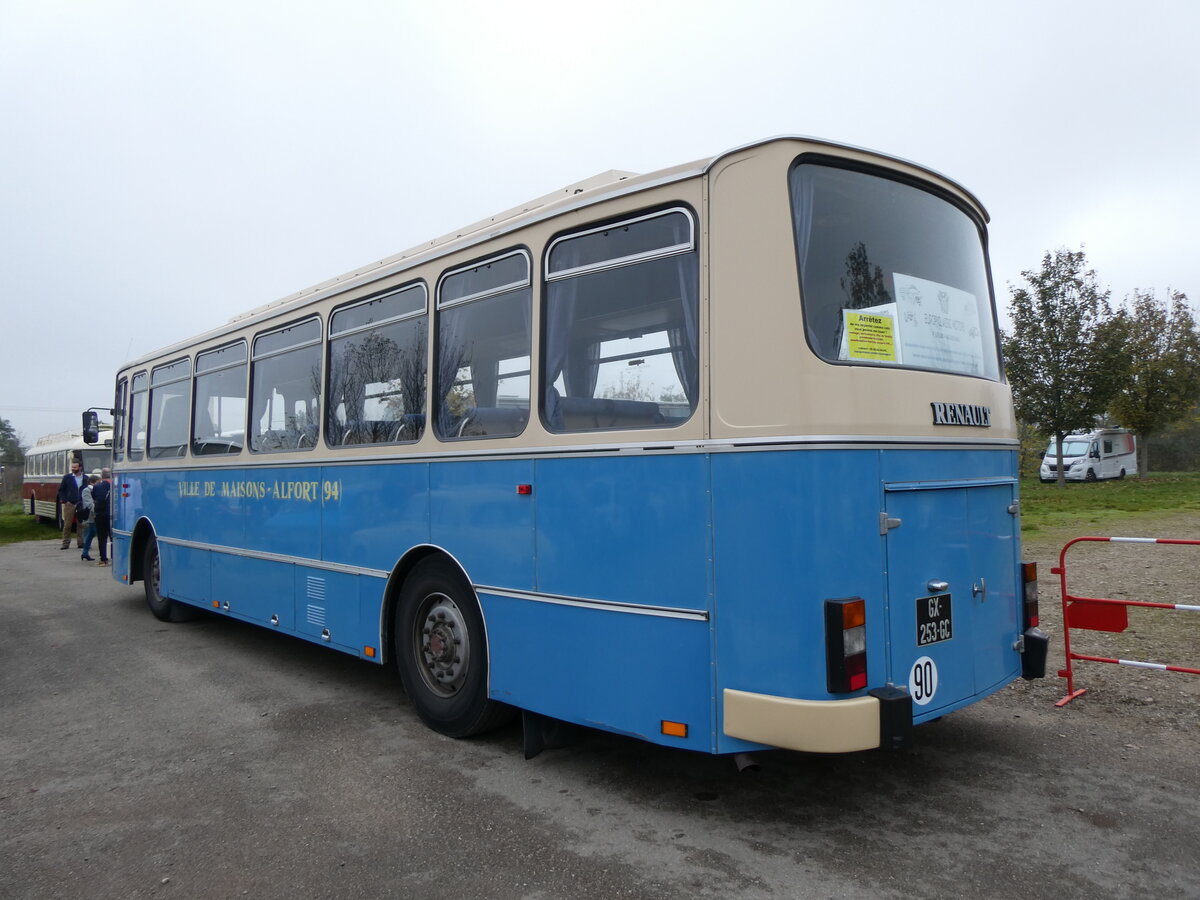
<box><xmin>128</xmin><ymin>372</ymin><xmax>149</xmax><ymax>461</ymax></box>
<box><xmin>250</xmin><ymin>318</ymin><xmax>322</xmax><ymax>453</ymax></box>
<box><xmin>435</xmin><ymin>251</ymin><xmax>531</xmax><ymax>441</ymax></box>
<box><xmin>113</xmin><ymin>378</ymin><xmax>127</xmax><ymax>463</ymax></box>
<box><xmin>193</xmin><ymin>342</ymin><xmax>247</xmax><ymax>456</ymax></box>
<box><xmin>148</xmin><ymin>358</ymin><xmax>192</xmax><ymax>459</ymax></box>
<box><xmin>327</xmin><ymin>283</ymin><xmax>428</xmax><ymax>447</ymax></box>
<box><xmin>542</xmin><ymin>208</ymin><xmax>699</xmax><ymax>433</ymax></box>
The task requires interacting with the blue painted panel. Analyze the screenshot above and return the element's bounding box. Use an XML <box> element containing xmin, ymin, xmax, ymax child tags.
<box><xmin>294</xmin><ymin>565</ymin><xmax>360</xmax><ymax>651</ymax></box>
<box><xmin>322</xmin><ymin>463</ymin><xmax>430</xmax><ymax>571</ymax></box>
<box><xmin>884</xmin><ymin>488</ymin><xmax>986</xmax><ymax>714</ymax></box>
<box><xmin>212</xmin><ymin>554</ymin><xmax>295</xmax><ymax>629</ymax></box>
<box><xmin>430</xmin><ymin>459</ymin><xmax>535</xmax><ymax>590</ymax></box>
<box><xmin>534</xmin><ymin>454</ymin><xmax>710</xmax><ymax>610</ymax></box>
<box><xmin>880</xmin><ymin>448</ymin><xmax>1017</xmax><ymax>484</ymax></box>
<box><xmin>159</xmin><ymin>543</ymin><xmax>211</xmax><ymax>605</ymax></box>
<box><xmin>112</xmin><ymin>532</ymin><xmax>131</xmax><ymax>580</ymax></box>
<box><xmin>710</xmin><ymin>449</ymin><xmax>888</xmax><ymax>708</ymax></box>
<box><xmin>883</xmin><ymin>478</ymin><xmax>1021</xmax><ymax>717</ymax></box>
<box><xmin>240</xmin><ymin>468</ymin><xmax>324</xmax><ymax>559</ymax></box>
<box><xmin>358</xmin><ymin>575</ymin><xmax>389</xmax><ymax>658</ymax></box>
<box><xmin>481</xmin><ymin>592</ymin><xmax>714</xmax><ymax>752</ymax></box>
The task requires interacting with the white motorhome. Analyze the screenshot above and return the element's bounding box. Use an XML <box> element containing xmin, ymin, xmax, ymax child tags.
<box><xmin>1039</xmin><ymin>428</ymin><xmax>1137</xmax><ymax>482</ymax></box>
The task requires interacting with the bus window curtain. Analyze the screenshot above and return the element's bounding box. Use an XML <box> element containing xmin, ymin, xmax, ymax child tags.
<box><xmin>544</xmin><ymin>240</ymin><xmax>585</xmax><ymax>429</ymax></box>
<box><xmin>436</xmin><ymin>304</ymin><xmax>468</xmax><ymax>437</ymax></box>
<box><xmin>668</xmin><ymin>221</ymin><xmax>700</xmax><ymax>408</ymax></box>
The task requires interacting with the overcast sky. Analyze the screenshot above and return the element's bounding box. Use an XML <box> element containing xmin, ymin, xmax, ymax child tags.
<box><xmin>3</xmin><ymin>0</ymin><xmax>1197</xmax><ymax>446</ymax></box>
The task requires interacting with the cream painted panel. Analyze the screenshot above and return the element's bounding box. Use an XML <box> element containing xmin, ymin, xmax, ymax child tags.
<box><xmin>707</xmin><ymin>140</ymin><xmax>1016</xmax><ymax>442</ymax></box>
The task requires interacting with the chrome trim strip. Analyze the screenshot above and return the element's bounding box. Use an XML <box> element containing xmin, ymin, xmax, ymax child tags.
<box><xmin>885</xmin><ymin>476</ymin><xmax>1018</xmax><ymax>492</ymax></box>
<box><xmin>477</xmin><ymin>585</ymin><xmax>709</xmax><ymax>622</ymax></box>
<box><xmin>110</xmin><ymin>434</ymin><xmax>1018</xmax><ymax>472</ymax></box>
<box><xmin>156</xmin><ymin>535</ymin><xmax>389</xmax><ymax>579</ymax></box>
<box><xmin>125</xmin><ymin>535</ymin><xmax>707</xmax><ymax>622</ymax></box>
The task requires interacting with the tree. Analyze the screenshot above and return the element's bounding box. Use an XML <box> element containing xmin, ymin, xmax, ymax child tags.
<box><xmin>1002</xmin><ymin>248</ymin><xmax>1128</xmax><ymax>486</ymax></box>
<box><xmin>0</xmin><ymin>417</ymin><xmax>23</xmax><ymax>463</ymax></box>
<box><xmin>1108</xmin><ymin>289</ymin><xmax>1200</xmax><ymax>476</ymax></box>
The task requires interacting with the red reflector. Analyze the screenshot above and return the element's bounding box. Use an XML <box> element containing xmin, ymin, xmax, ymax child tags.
<box><xmin>516</xmin><ymin>484</ymin><xmax>533</xmax><ymax>495</ymax></box>
<box><xmin>846</xmin><ymin>653</ymin><xmax>867</xmax><ymax>691</ymax></box>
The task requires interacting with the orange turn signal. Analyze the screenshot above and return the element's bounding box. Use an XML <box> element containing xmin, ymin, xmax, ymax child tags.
<box><xmin>661</xmin><ymin>720</ymin><xmax>688</xmax><ymax>738</ymax></box>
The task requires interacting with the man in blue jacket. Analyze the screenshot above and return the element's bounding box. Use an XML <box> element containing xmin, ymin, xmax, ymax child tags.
<box><xmin>57</xmin><ymin>457</ymin><xmax>86</xmax><ymax>550</ymax></box>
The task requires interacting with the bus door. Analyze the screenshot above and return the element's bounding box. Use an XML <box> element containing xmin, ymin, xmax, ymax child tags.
<box><xmin>882</xmin><ymin>479</ymin><xmax>1020</xmax><ymax>716</ymax></box>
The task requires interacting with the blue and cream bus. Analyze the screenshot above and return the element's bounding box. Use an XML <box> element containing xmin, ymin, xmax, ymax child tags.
<box><xmin>86</xmin><ymin>136</ymin><xmax>1046</xmax><ymax>757</ymax></box>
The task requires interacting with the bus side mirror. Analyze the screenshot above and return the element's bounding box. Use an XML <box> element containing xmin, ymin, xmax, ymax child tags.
<box><xmin>82</xmin><ymin>410</ymin><xmax>100</xmax><ymax>445</ymax></box>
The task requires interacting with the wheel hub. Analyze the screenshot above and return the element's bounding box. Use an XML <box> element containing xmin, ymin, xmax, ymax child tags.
<box><xmin>418</xmin><ymin>595</ymin><xmax>469</xmax><ymax>695</ymax></box>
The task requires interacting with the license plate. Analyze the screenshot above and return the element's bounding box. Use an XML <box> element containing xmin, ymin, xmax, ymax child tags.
<box><xmin>917</xmin><ymin>594</ymin><xmax>953</xmax><ymax>646</ymax></box>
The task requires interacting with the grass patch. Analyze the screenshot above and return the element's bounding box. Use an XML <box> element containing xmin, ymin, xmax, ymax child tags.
<box><xmin>0</xmin><ymin>501</ymin><xmax>56</xmax><ymax>545</ymax></box>
<box><xmin>1019</xmin><ymin>472</ymin><xmax>1200</xmax><ymax>535</ymax></box>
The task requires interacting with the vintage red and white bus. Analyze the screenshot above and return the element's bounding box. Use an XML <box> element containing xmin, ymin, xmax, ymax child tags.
<box><xmin>23</xmin><ymin>429</ymin><xmax>112</xmax><ymax>524</ymax></box>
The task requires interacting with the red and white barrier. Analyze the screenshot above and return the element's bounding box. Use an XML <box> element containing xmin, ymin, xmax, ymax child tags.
<box><xmin>1052</xmin><ymin>536</ymin><xmax>1200</xmax><ymax>707</ymax></box>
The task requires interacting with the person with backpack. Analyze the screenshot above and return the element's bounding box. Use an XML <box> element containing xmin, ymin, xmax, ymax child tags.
<box><xmin>92</xmin><ymin>468</ymin><xmax>114</xmax><ymax>567</ymax></box>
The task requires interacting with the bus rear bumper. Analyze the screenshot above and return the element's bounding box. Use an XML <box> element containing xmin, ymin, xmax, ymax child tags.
<box><xmin>723</xmin><ymin>686</ymin><xmax>912</xmax><ymax>753</ymax></box>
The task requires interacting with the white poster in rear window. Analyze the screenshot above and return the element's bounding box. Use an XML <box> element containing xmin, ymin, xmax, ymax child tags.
<box><xmin>892</xmin><ymin>274</ymin><xmax>985</xmax><ymax>376</ymax></box>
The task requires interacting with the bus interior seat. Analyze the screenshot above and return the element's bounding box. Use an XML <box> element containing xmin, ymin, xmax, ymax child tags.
<box><xmin>555</xmin><ymin>396</ymin><xmax>664</xmax><ymax>430</ymax></box>
<box><xmin>457</xmin><ymin>407</ymin><xmax>528</xmax><ymax>437</ymax></box>
<box><xmin>341</xmin><ymin>414</ymin><xmax>425</xmax><ymax>445</ymax></box>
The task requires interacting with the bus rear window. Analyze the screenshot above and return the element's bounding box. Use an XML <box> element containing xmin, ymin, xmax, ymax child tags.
<box><xmin>790</xmin><ymin>161</ymin><xmax>1001</xmax><ymax>381</ymax></box>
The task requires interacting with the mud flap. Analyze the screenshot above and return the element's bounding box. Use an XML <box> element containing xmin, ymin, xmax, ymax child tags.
<box><xmin>522</xmin><ymin>710</ymin><xmax>583</xmax><ymax>759</ymax></box>
<box><xmin>1021</xmin><ymin>627</ymin><xmax>1049</xmax><ymax>680</ymax></box>
<box><xmin>870</xmin><ymin>685</ymin><xmax>913</xmax><ymax>750</ymax></box>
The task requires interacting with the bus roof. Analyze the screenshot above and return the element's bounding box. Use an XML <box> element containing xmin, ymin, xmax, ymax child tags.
<box><xmin>118</xmin><ymin>135</ymin><xmax>986</xmax><ymax>372</ymax></box>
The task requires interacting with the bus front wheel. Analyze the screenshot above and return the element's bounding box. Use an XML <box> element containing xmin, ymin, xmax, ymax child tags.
<box><xmin>393</xmin><ymin>557</ymin><xmax>512</xmax><ymax>738</ymax></box>
<box><xmin>143</xmin><ymin>538</ymin><xmax>191</xmax><ymax>622</ymax></box>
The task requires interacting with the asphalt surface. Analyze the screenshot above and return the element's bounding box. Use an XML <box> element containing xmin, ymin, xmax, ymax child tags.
<box><xmin>2</xmin><ymin>538</ymin><xmax>1197</xmax><ymax>899</ymax></box>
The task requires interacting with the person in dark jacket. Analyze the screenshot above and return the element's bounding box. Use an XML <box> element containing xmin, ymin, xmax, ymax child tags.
<box><xmin>57</xmin><ymin>458</ymin><xmax>86</xmax><ymax>550</ymax></box>
<box><xmin>92</xmin><ymin>468</ymin><xmax>114</xmax><ymax>566</ymax></box>
<box><xmin>79</xmin><ymin>474</ymin><xmax>100</xmax><ymax>561</ymax></box>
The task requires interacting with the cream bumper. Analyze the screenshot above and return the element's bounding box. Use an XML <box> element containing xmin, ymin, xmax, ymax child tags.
<box><xmin>723</xmin><ymin>688</ymin><xmax>906</xmax><ymax>753</ymax></box>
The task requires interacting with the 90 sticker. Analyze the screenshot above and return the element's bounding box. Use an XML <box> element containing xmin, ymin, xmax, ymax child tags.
<box><xmin>909</xmin><ymin>655</ymin><xmax>939</xmax><ymax>706</ymax></box>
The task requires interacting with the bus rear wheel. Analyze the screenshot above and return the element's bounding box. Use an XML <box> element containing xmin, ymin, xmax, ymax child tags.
<box><xmin>143</xmin><ymin>537</ymin><xmax>191</xmax><ymax>622</ymax></box>
<box><xmin>393</xmin><ymin>557</ymin><xmax>512</xmax><ymax>738</ymax></box>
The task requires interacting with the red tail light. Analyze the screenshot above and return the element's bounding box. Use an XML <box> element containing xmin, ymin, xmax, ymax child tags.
<box><xmin>825</xmin><ymin>597</ymin><xmax>868</xmax><ymax>693</ymax></box>
<box><xmin>1021</xmin><ymin>562</ymin><xmax>1039</xmax><ymax>628</ymax></box>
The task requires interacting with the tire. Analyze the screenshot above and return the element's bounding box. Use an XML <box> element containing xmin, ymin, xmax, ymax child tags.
<box><xmin>1119</xmin><ymin>469</ymin><xmax>1126</xmax><ymax>480</ymax></box>
<box><xmin>393</xmin><ymin>557</ymin><xmax>513</xmax><ymax>737</ymax></box>
<box><xmin>1085</xmin><ymin>469</ymin><xmax>1097</xmax><ymax>482</ymax></box>
<box><xmin>143</xmin><ymin>537</ymin><xmax>192</xmax><ymax>622</ymax></box>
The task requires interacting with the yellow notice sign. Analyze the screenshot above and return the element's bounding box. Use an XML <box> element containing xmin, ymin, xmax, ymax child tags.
<box><xmin>845</xmin><ymin>312</ymin><xmax>898</xmax><ymax>362</ymax></box>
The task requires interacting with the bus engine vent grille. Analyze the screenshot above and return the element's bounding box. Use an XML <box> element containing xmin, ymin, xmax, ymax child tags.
<box><xmin>307</xmin><ymin>605</ymin><xmax>326</xmax><ymax>627</ymax></box>
<box><xmin>307</xmin><ymin>576</ymin><xmax>327</xmax><ymax>602</ymax></box>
